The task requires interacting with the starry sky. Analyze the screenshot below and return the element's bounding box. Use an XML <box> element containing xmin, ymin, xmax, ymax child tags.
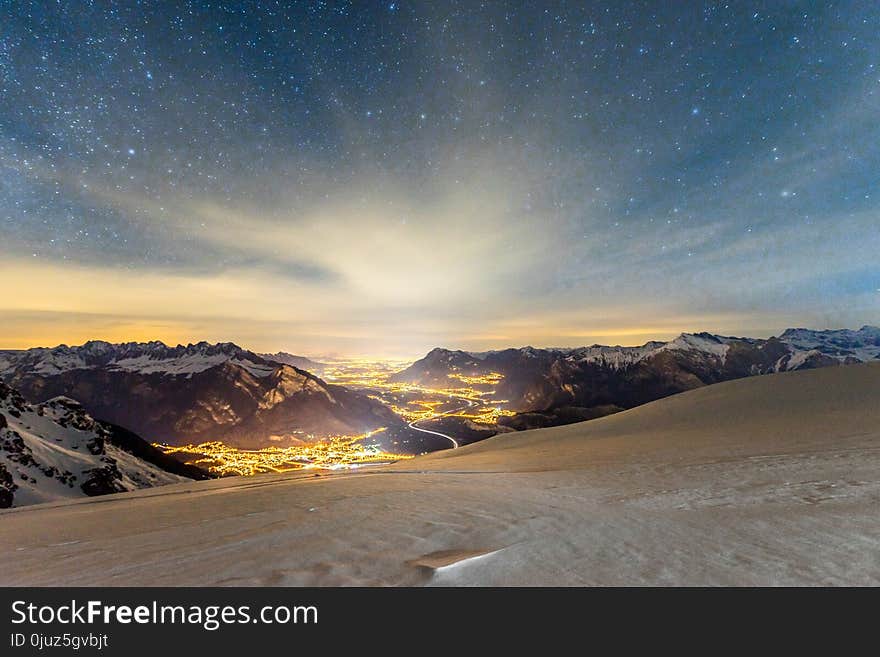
<box><xmin>1</xmin><ymin>1</ymin><xmax>878</xmax><ymax>357</ymax></box>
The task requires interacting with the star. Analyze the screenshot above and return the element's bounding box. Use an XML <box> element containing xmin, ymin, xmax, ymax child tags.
<box><xmin>0</xmin><ymin>1</ymin><xmax>875</xmax><ymax>353</ymax></box>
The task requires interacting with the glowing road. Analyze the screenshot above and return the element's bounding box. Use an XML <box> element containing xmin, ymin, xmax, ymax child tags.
<box><xmin>406</xmin><ymin>398</ymin><xmax>476</xmax><ymax>449</ymax></box>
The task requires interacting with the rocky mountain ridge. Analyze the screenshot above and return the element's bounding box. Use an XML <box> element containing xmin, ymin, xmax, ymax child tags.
<box><xmin>0</xmin><ymin>381</ymin><xmax>209</xmax><ymax>508</ymax></box>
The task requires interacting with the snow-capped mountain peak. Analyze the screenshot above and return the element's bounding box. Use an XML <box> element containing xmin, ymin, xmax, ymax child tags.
<box><xmin>0</xmin><ymin>382</ymin><xmax>205</xmax><ymax>508</ymax></box>
<box><xmin>778</xmin><ymin>326</ymin><xmax>880</xmax><ymax>362</ymax></box>
<box><xmin>0</xmin><ymin>340</ymin><xmax>276</xmax><ymax>379</ymax></box>
<box><xmin>658</xmin><ymin>332</ymin><xmax>732</xmax><ymax>360</ymax></box>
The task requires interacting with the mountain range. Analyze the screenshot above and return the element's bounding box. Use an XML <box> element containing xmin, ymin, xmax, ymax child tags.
<box><xmin>0</xmin><ymin>381</ymin><xmax>209</xmax><ymax>508</ymax></box>
<box><xmin>0</xmin><ymin>341</ymin><xmax>399</xmax><ymax>448</ymax></box>
<box><xmin>2</xmin><ymin>326</ymin><xmax>877</xmax><ymax>457</ymax></box>
<box><xmin>393</xmin><ymin>326</ymin><xmax>880</xmax><ymax>429</ymax></box>
<box><xmin>259</xmin><ymin>352</ymin><xmax>328</xmax><ymax>375</ymax></box>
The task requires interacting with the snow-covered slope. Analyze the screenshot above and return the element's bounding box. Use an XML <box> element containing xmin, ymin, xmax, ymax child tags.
<box><xmin>565</xmin><ymin>341</ymin><xmax>666</xmax><ymax>368</ymax></box>
<box><xmin>779</xmin><ymin>326</ymin><xmax>880</xmax><ymax>363</ymax></box>
<box><xmin>0</xmin><ymin>382</ymin><xmax>205</xmax><ymax>508</ymax></box>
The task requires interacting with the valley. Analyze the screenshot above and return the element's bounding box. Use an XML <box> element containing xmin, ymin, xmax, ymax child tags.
<box><xmin>152</xmin><ymin>358</ymin><xmax>515</xmax><ymax>475</ymax></box>
<box><xmin>2</xmin><ymin>326</ymin><xmax>878</xmax><ymax>505</ymax></box>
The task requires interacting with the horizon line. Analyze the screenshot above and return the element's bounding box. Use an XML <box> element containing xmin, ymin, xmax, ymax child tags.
<box><xmin>1</xmin><ymin>323</ymin><xmax>877</xmax><ymax>361</ymax></box>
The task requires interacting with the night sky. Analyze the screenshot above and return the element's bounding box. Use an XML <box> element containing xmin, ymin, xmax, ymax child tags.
<box><xmin>1</xmin><ymin>1</ymin><xmax>878</xmax><ymax>356</ymax></box>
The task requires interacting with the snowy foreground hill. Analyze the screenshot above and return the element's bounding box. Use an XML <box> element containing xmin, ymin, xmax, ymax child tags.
<box><xmin>0</xmin><ymin>382</ymin><xmax>208</xmax><ymax>508</ymax></box>
<box><xmin>1</xmin><ymin>362</ymin><xmax>878</xmax><ymax>585</ymax></box>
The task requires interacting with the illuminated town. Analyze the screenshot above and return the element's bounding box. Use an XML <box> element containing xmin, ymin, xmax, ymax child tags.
<box><xmin>155</xmin><ymin>359</ymin><xmax>514</xmax><ymax>477</ymax></box>
<box><xmin>322</xmin><ymin>359</ymin><xmax>514</xmax><ymax>424</ymax></box>
<box><xmin>156</xmin><ymin>428</ymin><xmax>412</xmax><ymax>477</ymax></box>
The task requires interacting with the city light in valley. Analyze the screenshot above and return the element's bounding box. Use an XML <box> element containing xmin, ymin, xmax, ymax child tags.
<box><xmin>154</xmin><ymin>358</ymin><xmax>514</xmax><ymax>476</ymax></box>
<box><xmin>322</xmin><ymin>359</ymin><xmax>515</xmax><ymax>425</ymax></box>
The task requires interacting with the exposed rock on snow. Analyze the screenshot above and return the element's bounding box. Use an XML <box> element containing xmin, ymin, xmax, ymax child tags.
<box><xmin>0</xmin><ymin>382</ymin><xmax>208</xmax><ymax>508</ymax></box>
